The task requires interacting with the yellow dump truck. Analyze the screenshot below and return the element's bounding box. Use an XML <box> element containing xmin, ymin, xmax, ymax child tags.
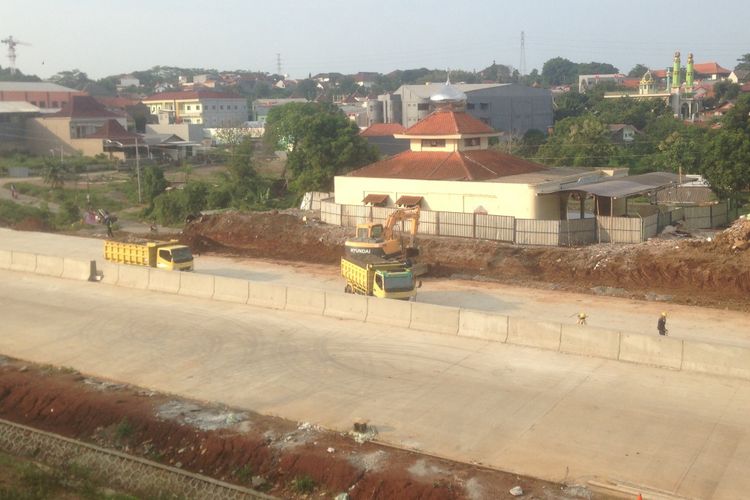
<box><xmin>104</xmin><ymin>240</ymin><xmax>194</xmax><ymax>271</ymax></box>
<box><xmin>341</xmin><ymin>257</ymin><xmax>419</xmax><ymax>300</ymax></box>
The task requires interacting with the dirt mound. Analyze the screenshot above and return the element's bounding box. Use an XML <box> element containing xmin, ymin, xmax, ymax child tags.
<box><xmin>0</xmin><ymin>359</ymin><xmax>573</xmax><ymax>499</ymax></box>
<box><xmin>181</xmin><ymin>211</ymin><xmax>349</xmax><ymax>263</ymax></box>
<box><xmin>182</xmin><ymin>210</ymin><xmax>750</xmax><ymax>311</ymax></box>
<box><xmin>712</xmin><ymin>217</ymin><xmax>750</xmax><ymax>252</ymax></box>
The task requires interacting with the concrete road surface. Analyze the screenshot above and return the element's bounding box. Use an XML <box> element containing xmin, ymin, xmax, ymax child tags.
<box><xmin>2</xmin><ymin>270</ymin><xmax>750</xmax><ymax>499</ymax></box>
<box><xmin>2</xmin><ymin>228</ymin><xmax>749</xmax><ymax>348</ymax></box>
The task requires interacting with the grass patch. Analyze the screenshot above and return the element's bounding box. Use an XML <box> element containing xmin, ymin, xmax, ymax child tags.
<box><xmin>114</xmin><ymin>418</ymin><xmax>135</xmax><ymax>442</ymax></box>
<box><xmin>291</xmin><ymin>474</ymin><xmax>316</xmax><ymax>494</ymax></box>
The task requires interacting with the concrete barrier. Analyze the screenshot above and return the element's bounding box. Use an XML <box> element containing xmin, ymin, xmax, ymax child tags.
<box><xmin>178</xmin><ymin>272</ymin><xmax>214</xmax><ymax>299</ymax></box>
<box><xmin>213</xmin><ymin>276</ymin><xmax>249</xmax><ymax>304</ymax></box>
<box><xmin>285</xmin><ymin>286</ymin><xmax>325</xmax><ymax>315</ymax></box>
<box><xmin>62</xmin><ymin>258</ymin><xmax>96</xmax><ymax>281</ymax></box>
<box><xmin>560</xmin><ymin>325</ymin><xmax>620</xmax><ymax>360</ymax></box>
<box><xmin>116</xmin><ymin>265</ymin><xmax>150</xmax><ymax>290</ymax></box>
<box><xmin>10</xmin><ymin>251</ymin><xmax>36</xmax><ymax>273</ymax></box>
<box><xmin>0</xmin><ymin>249</ymin><xmax>11</xmax><ymax>269</ymax></box>
<box><xmin>618</xmin><ymin>333</ymin><xmax>683</xmax><ymax>369</ymax></box>
<box><xmin>324</xmin><ymin>292</ymin><xmax>368</xmax><ymax>321</ymax></box>
<box><xmin>458</xmin><ymin>310</ymin><xmax>508</xmax><ymax>342</ymax></box>
<box><xmin>35</xmin><ymin>255</ymin><xmax>64</xmax><ymax>277</ymax></box>
<box><xmin>248</xmin><ymin>282</ymin><xmax>287</xmax><ymax>310</ymax></box>
<box><xmin>365</xmin><ymin>297</ymin><xmax>412</xmax><ymax>328</ymax></box>
<box><xmin>682</xmin><ymin>341</ymin><xmax>750</xmax><ymax>379</ymax></box>
<box><xmin>507</xmin><ymin>317</ymin><xmax>561</xmax><ymax>351</ymax></box>
<box><xmin>98</xmin><ymin>262</ymin><xmax>119</xmax><ymax>285</ymax></box>
<box><xmin>409</xmin><ymin>302</ymin><xmax>459</xmax><ymax>335</ymax></box>
<box><xmin>147</xmin><ymin>269</ymin><xmax>181</xmax><ymax>294</ymax></box>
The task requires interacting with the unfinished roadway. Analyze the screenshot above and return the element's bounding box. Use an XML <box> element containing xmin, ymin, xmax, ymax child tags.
<box><xmin>2</xmin><ymin>265</ymin><xmax>750</xmax><ymax>499</ymax></box>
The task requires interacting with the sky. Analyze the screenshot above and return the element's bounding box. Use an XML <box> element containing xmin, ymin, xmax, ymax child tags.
<box><xmin>3</xmin><ymin>0</ymin><xmax>749</xmax><ymax>81</ymax></box>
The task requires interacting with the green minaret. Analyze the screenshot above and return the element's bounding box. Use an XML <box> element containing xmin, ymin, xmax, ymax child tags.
<box><xmin>672</xmin><ymin>51</ymin><xmax>681</xmax><ymax>89</ymax></box>
<box><xmin>686</xmin><ymin>52</ymin><xmax>694</xmax><ymax>89</ymax></box>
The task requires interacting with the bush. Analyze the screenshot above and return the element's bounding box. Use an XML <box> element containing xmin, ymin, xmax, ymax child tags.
<box><xmin>291</xmin><ymin>475</ymin><xmax>315</xmax><ymax>494</ymax></box>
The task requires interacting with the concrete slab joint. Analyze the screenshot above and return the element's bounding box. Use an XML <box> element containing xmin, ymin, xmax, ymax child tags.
<box><xmin>324</xmin><ymin>291</ymin><xmax>368</xmax><ymax>321</ymax></box>
<box><xmin>409</xmin><ymin>302</ymin><xmax>459</xmax><ymax>335</ymax></box>
<box><xmin>507</xmin><ymin>317</ymin><xmax>562</xmax><ymax>351</ymax></box>
<box><xmin>458</xmin><ymin>309</ymin><xmax>509</xmax><ymax>342</ymax></box>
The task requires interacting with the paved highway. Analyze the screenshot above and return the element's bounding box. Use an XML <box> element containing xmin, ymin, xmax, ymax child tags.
<box><xmin>2</xmin><ymin>228</ymin><xmax>749</xmax><ymax>348</ymax></box>
<box><xmin>2</xmin><ymin>270</ymin><xmax>749</xmax><ymax>499</ymax></box>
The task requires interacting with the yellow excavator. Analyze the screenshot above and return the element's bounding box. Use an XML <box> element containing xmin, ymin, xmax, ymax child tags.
<box><xmin>344</xmin><ymin>206</ymin><xmax>421</xmax><ymax>260</ymax></box>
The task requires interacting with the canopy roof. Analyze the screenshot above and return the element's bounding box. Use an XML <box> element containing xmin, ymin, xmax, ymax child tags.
<box><xmin>563</xmin><ymin>172</ymin><xmax>682</xmax><ymax>199</ymax></box>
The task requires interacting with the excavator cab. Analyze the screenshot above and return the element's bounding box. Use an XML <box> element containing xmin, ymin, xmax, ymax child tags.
<box><xmin>356</xmin><ymin>223</ymin><xmax>384</xmax><ymax>240</ymax></box>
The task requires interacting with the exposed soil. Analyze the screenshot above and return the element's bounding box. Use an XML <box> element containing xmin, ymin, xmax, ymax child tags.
<box><xmin>181</xmin><ymin>211</ymin><xmax>750</xmax><ymax>312</ymax></box>
<box><xmin>0</xmin><ymin>357</ymin><xmax>596</xmax><ymax>499</ymax></box>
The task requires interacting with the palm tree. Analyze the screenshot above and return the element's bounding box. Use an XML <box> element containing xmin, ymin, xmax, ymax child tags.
<box><xmin>43</xmin><ymin>157</ymin><xmax>67</xmax><ymax>189</ymax></box>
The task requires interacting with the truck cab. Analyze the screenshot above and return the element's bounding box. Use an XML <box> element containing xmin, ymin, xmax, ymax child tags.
<box><xmin>371</xmin><ymin>269</ymin><xmax>417</xmax><ymax>299</ymax></box>
<box><xmin>155</xmin><ymin>244</ymin><xmax>194</xmax><ymax>271</ymax></box>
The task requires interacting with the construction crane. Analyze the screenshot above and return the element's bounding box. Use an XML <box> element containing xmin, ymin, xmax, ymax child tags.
<box><xmin>1</xmin><ymin>36</ymin><xmax>31</xmax><ymax>75</ymax></box>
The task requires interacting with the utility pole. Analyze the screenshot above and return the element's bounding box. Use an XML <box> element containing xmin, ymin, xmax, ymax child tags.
<box><xmin>276</xmin><ymin>53</ymin><xmax>282</xmax><ymax>75</ymax></box>
<box><xmin>519</xmin><ymin>31</ymin><xmax>527</xmax><ymax>76</ymax></box>
<box><xmin>135</xmin><ymin>137</ymin><xmax>142</xmax><ymax>204</ymax></box>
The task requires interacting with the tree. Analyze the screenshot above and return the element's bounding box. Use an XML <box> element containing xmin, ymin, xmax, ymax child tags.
<box><xmin>591</xmin><ymin>96</ymin><xmax>669</xmax><ymax>130</ymax></box>
<box><xmin>49</xmin><ymin>69</ymin><xmax>92</xmax><ymax>90</ymax></box>
<box><xmin>141</xmin><ymin>165</ymin><xmax>168</xmax><ymax>204</ymax></box>
<box><xmin>700</xmin><ymin>94</ymin><xmax>750</xmax><ymax>200</ymax></box>
<box><xmin>42</xmin><ymin>157</ymin><xmax>67</xmax><ymax>189</ymax></box>
<box><xmin>542</xmin><ymin>57</ymin><xmax>578</xmax><ymax>86</ymax></box>
<box><xmin>264</xmin><ymin>102</ymin><xmax>378</xmax><ymax>193</ymax></box>
<box><xmin>553</xmin><ymin>91</ymin><xmax>590</xmax><ymax>121</ymax></box>
<box><xmin>654</xmin><ymin>129</ymin><xmax>704</xmax><ymax>176</ymax></box>
<box><xmin>713</xmin><ymin>81</ymin><xmax>740</xmax><ymax>104</ymax></box>
<box><xmin>294</xmin><ymin>79</ymin><xmax>318</xmax><ymax>101</ymax></box>
<box><xmin>736</xmin><ymin>53</ymin><xmax>750</xmax><ymax>72</ymax></box>
<box><xmin>536</xmin><ymin>114</ymin><xmax>614</xmax><ymax>167</ymax></box>
<box><xmin>628</xmin><ymin>64</ymin><xmax>650</xmax><ymax>78</ymax></box>
<box><xmin>577</xmin><ymin>62</ymin><xmax>619</xmax><ymax>75</ymax></box>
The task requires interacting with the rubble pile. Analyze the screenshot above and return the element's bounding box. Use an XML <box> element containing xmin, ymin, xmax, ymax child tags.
<box><xmin>715</xmin><ymin>217</ymin><xmax>750</xmax><ymax>251</ymax></box>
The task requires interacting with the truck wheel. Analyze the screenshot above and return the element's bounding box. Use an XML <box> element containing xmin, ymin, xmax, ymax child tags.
<box><xmin>344</xmin><ymin>285</ymin><xmax>353</xmax><ymax>294</ymax></box>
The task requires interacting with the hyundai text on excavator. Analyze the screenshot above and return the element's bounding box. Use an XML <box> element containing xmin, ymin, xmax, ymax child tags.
<box><xmin>344</xmin><ymin>206</ymin><xmax>421</xmax><ymax>260</ymax></box>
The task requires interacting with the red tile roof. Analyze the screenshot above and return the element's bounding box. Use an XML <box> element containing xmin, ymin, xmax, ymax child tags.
<box><xmin>143</xmin><ymin>90</ymin><xmax>244</xmax><ymax>101</ymax></box>
<box><xmin>85</xmin><ymin>119</ymin><xmax>141</xmax><ymax>143</ymax></box>
<box><xmin>402</xmin><ymin>110</ymin><xmax>495</xmax><ymax>136</ymax></box>
<box><xmin>693</xmin><ymin>62</ymin><xmax>731</xmax><ymax>75</ymax></box>
<box><xmin>652</xmin><ymin>69</ymin><xmax>668</xmax><ymax>78</ymax></box>
<box><xmin>741</xmin><ymin>83</ymin><xmax>750</xmax><ymax>93</ymax></box>
<box><xmin>94</xmin><ymin>96</ymin><xmax>141</xmax><ymax>108</ymax></box>
<box><xmin>360</xmin><ymin>123</ymin><xmax>406</xmax><ymax>137</ymax></box>
<box><xmin>52</xmin><ymin>95</ymin><xmax>123</xmax><ymax>119</ymax></box>
<box><xmin>347</xmin><ymin>149</ymin><xmax>545</xmax><ymax>181</ymax></box>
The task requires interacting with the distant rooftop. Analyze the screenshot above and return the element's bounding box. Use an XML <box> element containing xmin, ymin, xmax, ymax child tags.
<box><xmin>0</xmin><ymin>81</ymin><xmax>80</xmax><ymax>93</ymax></box>
<box><xmin>396</xmin><ymin>83</ymin><xmax>509</xmax><ymax>99</ymax></box>
<box><xmin>0</xmin><ymin>101</ymin><xmax>41</xmax><ymax>113</ymax></box>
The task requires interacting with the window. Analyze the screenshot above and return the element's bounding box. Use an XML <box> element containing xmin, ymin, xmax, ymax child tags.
<box><xmin>220</xmin><ymin>105</ymin><xmax>224</xmax><ymax>110</ymax></box>
<box><xmin>417</xmin><ymin>103</ymin><xmax>429</xmax><ymax>111</ymax></box>
<box><xmin>196</xmin><ymin>105</ymin><xmax>201</xmax><ymax>111</ymax></box>
<box><xmin>234</xmin><ymin>105</ymin><xmax>238</xmax><ymax>110</ymax></box>
<box><xmin>466</xmin><ymin>103</ymin><xmax>475</xmax><ymax>110</ymax></box>
<box><xmin>421</xmin><ymin>139</ymin><xmax>445</xmax><ymax>148</ymax></box>
<box><xmin>51</xmin><ymin>101</ymin><xmax>58</xmax><ymax>107</ymax></box>
<box><xmin>212</xmin><ymin>105</ymin><xmax>216</xmax><ymax>110</ymax></box>
<box><xmin>158</xmin><ymin>249</ymin><xmax>172</xmax><ymax>262</ymax></box>
<box><xmin>38</xmin><ymin>102</ymin><xmax>46</xmax><ymax>108</ymax></box>
<box><xmin>61</xmin><ymin>101</ymin><xmax>67</xmax><ymax>107</ymax></box>
<box><xmin>480</xmin><ymin>102</ymin><xmax>490</xmax><ymax>111</ymax></box>
<box><xmin>464</xmin><ymin>138</ymin><xmax>480</xmax><ymax>147</ymax></box>
<box><xmin>186</xmin><ymin>105</ymin><xmax>191</xmax><ymax>110</ymax></box>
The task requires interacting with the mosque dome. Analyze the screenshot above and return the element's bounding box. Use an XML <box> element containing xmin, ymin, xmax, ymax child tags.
<box><xmin>430</xmin><ymin>79</ymin><xmax>467</xmax><ymax>105</ymax></box>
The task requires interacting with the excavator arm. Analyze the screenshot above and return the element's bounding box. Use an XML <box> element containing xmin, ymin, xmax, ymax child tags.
<box><xmin>383</xmin><ymin>207</ymin><xmax>420</xmax><ymax>248</ymax></box>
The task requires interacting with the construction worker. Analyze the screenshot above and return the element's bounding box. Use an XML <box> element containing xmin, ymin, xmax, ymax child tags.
<box><xmin>657</xmin><ymin>312</ymin><xmax>668</xmax><ymax>336</ymax></box>
<box><xmin>577</xmin><ymin>312</ymin><xmax>587</xmax><ymax>325</ymax></box>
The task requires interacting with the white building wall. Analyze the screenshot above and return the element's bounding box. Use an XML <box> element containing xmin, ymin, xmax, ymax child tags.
<box><xmin>334</xmin><ymin>176</ymin><xmax>560</xmax><ymax>219</ymax></box>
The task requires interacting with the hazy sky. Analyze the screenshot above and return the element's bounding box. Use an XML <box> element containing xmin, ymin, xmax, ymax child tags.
<box><xmin>3</xmin><ymin>0</ymin><xmax>749</xmax><ymax>80</ymax></box>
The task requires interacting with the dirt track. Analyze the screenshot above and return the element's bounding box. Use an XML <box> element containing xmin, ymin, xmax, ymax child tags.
<box><xmin>181</xmin><ymin>211</ymin><xmax>750</xmax><ymax>312</ymax></box>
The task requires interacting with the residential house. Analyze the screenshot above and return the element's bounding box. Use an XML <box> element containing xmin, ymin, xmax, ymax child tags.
<box><xmin>359</xmin><ymin>123</ymin><xmax>408</xmax><ymax>157</ymax></box>
<box><xmin>142</xmin><ymin>90</ymin><xmax>248</xmax><ymax>127</ymax></box>
<box><xmin>354</xmin><ymin>72</ymin><xmax>379</xmax><ymax>88</ymax></box>
<box><xmin>578</xmin><ymin>74</ymin><xmax>626</xmax><ymax>93</ymax></box>
<box><xmin>25</xmin><ymin>95</ymin><xmax>131</xmax><ymax>157</ymax></box>
<box><xmin>608</xmin><ymin>124</ymin><xmax>640</xmax><ymax>144</ymax></box>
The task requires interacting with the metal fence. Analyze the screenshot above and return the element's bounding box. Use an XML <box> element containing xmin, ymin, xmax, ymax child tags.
<box><xmin>319</xmin><ymin>198</ymin><xmax>729</xmax><ymax>247</ymax></box>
